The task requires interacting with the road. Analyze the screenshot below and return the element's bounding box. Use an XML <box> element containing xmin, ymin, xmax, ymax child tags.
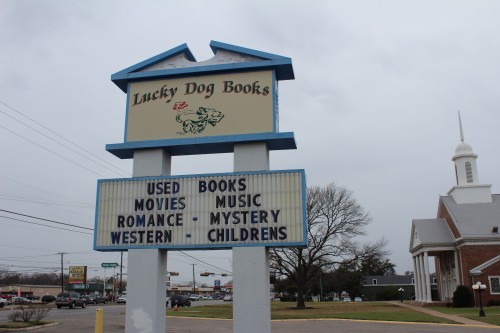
<box><xmin>1</xmin><ymin>303</ymin><xmax>498</xmax><ymax>333</ymax></box>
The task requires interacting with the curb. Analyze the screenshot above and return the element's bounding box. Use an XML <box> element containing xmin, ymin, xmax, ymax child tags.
<box><xmin>0</xmin><ymin>322</ymin><xmax>58</xmax><ymax>332</ymax></box>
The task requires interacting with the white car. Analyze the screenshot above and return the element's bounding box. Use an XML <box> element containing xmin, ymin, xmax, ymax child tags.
<box><xmin>0</xmin><ymin>297</ymin><xmax>8</xmax><ymax>308</ymax></box>
<box><xmin>117</xmin><ymin>295</ymin><xmax>127</xmax><ymax>304</ymax></box>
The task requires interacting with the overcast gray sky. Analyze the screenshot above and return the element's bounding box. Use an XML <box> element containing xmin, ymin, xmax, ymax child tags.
<box><xmin>1</xmin><ymin>0</ymin><xmax>500</xmax><ymax>286</ymax></box>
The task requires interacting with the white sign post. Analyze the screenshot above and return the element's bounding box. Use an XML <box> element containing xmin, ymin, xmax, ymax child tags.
<box><xmin>233</xmin><ymin>142</ymin><xmax>271</xmax><ymax>333</ymax></box>
<box><xmin>97</xmin><ymin>41</ymin><xmax>301</xmax><ymax>333</ymax></box>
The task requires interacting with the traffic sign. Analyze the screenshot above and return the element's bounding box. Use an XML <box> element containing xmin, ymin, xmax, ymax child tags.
<box><xmin>101</xmin><ymin>262</ymin><xmax>119</xmax><ymax>268</ymax></box>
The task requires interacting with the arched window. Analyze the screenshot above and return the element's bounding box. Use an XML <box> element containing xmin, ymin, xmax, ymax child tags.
<box><xmin>465</xmin><ymin>162</ymin><xmax>473</xmax><ymax>183</ymax></box>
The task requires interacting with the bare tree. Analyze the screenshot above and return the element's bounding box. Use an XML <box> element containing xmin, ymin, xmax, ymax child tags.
<box><xmin>270</xmin><ymin>183</ymin><xmax>371</xmax><ymax>308</ymax></box>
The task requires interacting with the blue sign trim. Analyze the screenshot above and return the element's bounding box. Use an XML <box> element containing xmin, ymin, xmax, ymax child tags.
<box><xmin>96</xmin><ymin>168</ymin><xmax>305</xmax><ymax>183</ymax></box>
<box><xmin>94</xmin><ymin>241</ymin><xmax>307</xmax><ymax>252</ymax></box>
<box><xmin>106</xmin><ymin>132</ymin><xmax>296</xmax><ymax>159</ymax></box>
<box><xmin>111</xmin><ymin>40</ymin><xmax>294</xmax><ymax>92</ymax></box>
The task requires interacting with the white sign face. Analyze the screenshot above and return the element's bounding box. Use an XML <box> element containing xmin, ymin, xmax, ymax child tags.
<box><xmin>94</xmin><ymin>170</ymin><xmax>306</xmax><ymax>251</ymax></box>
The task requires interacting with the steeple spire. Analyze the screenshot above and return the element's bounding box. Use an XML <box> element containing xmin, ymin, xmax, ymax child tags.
<box><xmin>448</xmin><ymin>112</ymin><xmax>492</xmax><ymax>204</ymax></box>
<box><xmin>458</xmin><ymin>110</ymin><xmax>464</xmax><ymax>143</ymax></box>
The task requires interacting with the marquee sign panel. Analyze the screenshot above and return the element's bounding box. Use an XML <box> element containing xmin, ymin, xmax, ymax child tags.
<box><xmin>94</xmin><ymin>170</ymin><xmax>306</xmax><ymax>251</ymax></box>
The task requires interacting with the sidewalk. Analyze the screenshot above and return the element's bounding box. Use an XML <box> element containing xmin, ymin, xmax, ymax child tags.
<box><xmin>388</xmin><ymin>301</ymin><xmax>498</xmax><ymax>327</ymax></box>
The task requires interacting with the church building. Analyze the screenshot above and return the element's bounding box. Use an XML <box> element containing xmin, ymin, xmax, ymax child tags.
<box><xmin>410</xmin><ymin>118</ymin><xmax>500</xmax><ymax>305</ymax></box>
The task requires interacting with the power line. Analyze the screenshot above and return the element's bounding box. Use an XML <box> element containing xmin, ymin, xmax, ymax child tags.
<box><xmin>0</xmin><ymin>175</ymin><xmax>94</xmax><ymax>207</ymax></box>
<box><xmin>0</xmin><ymin>253</ymin><xmax>60</xmax><ymax>260</ymax></box>
<box><xmin>0</xmin><ymin>209</ymin><xmax>93</xmax><ymax>231</ymax></box>
<box><xmin>0</xmin><ymin>99</ymin><xmax>130</xmax><ymax>177</ymax></box>
<box><xmin>0</xmin><ymin>123</ymin><xmax>107</xmax><ymax>177</ymax></box>
<box><xmin>0</xmin><ymin>215</ymin><xmax>93</xmax><ymax>235</ymax></box>
<box><xmin>178</xmin><ymin>251</ymin><xmax>231</xmax><ymax>274</ymax></box>
<box><xmin>0</xmin><ymin>194</ymin><xmax>93</xmax><ymax>207</ymax></box>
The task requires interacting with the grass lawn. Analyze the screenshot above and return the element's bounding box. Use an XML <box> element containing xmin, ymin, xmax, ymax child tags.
<box><xmin>431</xmin><ymin>306</ymin><xmax>500</xmax><ymax>326</ymax></box>
<box><xmin>167</xmin><ymin>301</ymin><xmax>458</xmax><ymax>324</ymax></box>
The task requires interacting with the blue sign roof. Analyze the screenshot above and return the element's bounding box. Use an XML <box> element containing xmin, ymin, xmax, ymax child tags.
<box><xmin>111</xmin><ymin>40</ymin><xmax>294</xmax><ymax>93</ymax></box>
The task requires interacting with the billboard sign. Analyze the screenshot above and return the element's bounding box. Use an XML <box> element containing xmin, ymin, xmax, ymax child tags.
<box><xmin>68</xmin><ymin>266</ymin><xmax>87</xmax><ymax>284</ymax></box>
<box><xmin>125</xmin><ymin>70</ymin><xmax>276</xmax><ymax>142</ymax></box>
<box><xmin>94</xmin><ymin>170</ymin><xmax>306</xmax><ymax>251</ymax></box>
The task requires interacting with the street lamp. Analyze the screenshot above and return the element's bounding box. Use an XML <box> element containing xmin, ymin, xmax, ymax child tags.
<box><xmin>200</xmin><ymin>272</ymin><xmax>231</xmax><ymax>298</ymax></box>
<box><xmin>166</xmin><ymin>271</ymin><xmax>179</xmax><ymax>287</ymax></box>
<box><xmin>472</xmin><ymin>282</ymin><xmax>486</xmax><ymax>317</ymax></box>
<box><xmin>398</xmin><ymin>288</ymin><xmax>404</xmax><ymax>303</ymax></box>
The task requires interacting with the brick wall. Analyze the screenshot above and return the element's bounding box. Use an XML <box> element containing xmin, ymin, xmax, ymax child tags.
<box><xmin>438</xmin><ymin>200</ymin><xmax>461</xmax><ymax>238</ymax></box>
<box><xmin>458</xmin><ymin>245</ymin><xmax>500</xmax><ymax>305</ymax></box>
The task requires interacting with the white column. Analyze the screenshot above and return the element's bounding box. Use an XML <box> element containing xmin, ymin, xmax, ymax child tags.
<box><xmin>233</xmin><ymin>142</ymin><xmax>271</xmax><ymax>333</ymax></box>
<box><xmin>435</xmin><ymin>256</ymin><xmax>443</xmax><ymax>301</ymax></box>
<box><xmin>125</xmin><ymin>149</ymin><xmax>170</xmax><ymax>333</ymax></box>
<box><xmin>415</xmin><ymin>255</ymin><xmax>421</xmax><ymax>301</ymax></box>
<box><xmin>418</xmin><ymin>255</ymin><xmax>427</xmax><ymax>302</ymax></box>
<box><xmin>412</xmin><ymin>256</ymin><xmax>421</xmax><ymax>302</ymax></box>
<box><xmin>424</xmin><ymin>251</ymin><xmax>432</xmax><ymax>302</ymax></box>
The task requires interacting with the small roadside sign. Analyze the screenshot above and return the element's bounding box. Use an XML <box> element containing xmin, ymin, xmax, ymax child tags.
<box><xmin>101</xmin><ymin>262</ymin><xmax>119</xmax><ymax>268</ymax></box>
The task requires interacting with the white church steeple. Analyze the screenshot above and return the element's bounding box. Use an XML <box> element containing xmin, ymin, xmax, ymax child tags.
<box><xmin>448</xmin><ymin>112</ymin><xmax>492</xmax><ymax>203</ymax></box>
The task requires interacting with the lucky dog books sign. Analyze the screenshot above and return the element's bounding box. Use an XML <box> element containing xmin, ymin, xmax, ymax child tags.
<box><xmin>125</xmin><ymin>70</ymin><xmax>276</xmax><ymax>142</ymax></box>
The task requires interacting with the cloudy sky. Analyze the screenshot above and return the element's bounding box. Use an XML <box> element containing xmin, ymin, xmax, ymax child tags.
<box><xmin>1</xmin><ymin>1</ymin><xmax>500</xmax><ymax>286</ymax></box>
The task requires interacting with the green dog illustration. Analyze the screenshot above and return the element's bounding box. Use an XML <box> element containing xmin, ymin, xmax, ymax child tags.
<box><xmin>176</xmin><ymin>107</ymin><xmax>224</xmax><ymax>134</ymax></box>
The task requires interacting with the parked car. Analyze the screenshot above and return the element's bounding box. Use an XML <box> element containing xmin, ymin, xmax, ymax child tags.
<box><xmin>189</xmin><ymin>294</ymin><xmax>200</xmax><ymax>301</ymax></box>
<box><xmin>170</xmin><ymin>294</ymin><xmax>191</xmax><ymax>308</ymax></box>
<box><xmin>12</xmin><ymin>297</ymin><xmax>32</xmax><ymax>305</ymax></box>
<box><xmin>354</xmin><ymin>297</ymin><xmax>362</xmax><ymax>302</ymax></box>
<box><xmin>117</xmin><ymin>295</ymin><xmax>127</xmax><ymax>304</ymax></box>
<box><xmin>42</xmin><ymin>295</ymin><xmax>56</xmax><ymax>303</ymax></box>
<box><xmin>0</xmin><ymin>295</ymin><xmax>14</xmax><ymax>304</ymax></box>
<box><xmin>343</xmin><ymin>297</ymin><xmax>351</xmax><ymax>302</ymax></box>
<box><xmin>223</xmin><ymin>295</ymin><xmax>233</xmax><ymax>302</ymax></box>
<box><xmin>85</xmin><ymin>294</ymin><xmax>107</xmax><ymax>304</ymax></box>
<box><xmin>55</xmin><ymin>292</ymin><xmax>86</xmax><ymax>309</ymax></box>
<box><xmin>0</xmin><ymin>297</ymin><xmax>8</xmax><ymax>308</ymax></box>
<box><xmin>26</xmin><ymin>295</ymin><xmax>40</xmax><ymax>301</ymax></box>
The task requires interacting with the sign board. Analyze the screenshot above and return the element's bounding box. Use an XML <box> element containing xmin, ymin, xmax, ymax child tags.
<box><xmin>68</xmin><ymin>266</ymin><xmax>87</xmax><ymax>284</ymax></box>
<box><xmin>101</xmin><ymin>263</ymin><xmax>119</xmax><ymax>268</ymax></box>
<box><xmin>72</xmin><ymin>284</ymin><xmax>90</xmax><ymax>289</ymax></box>
<box><xmin>126</xmin><ymin>70</ymin><xmax>276</xmax><ymax>142</ymax></box>
<box><xmin>94</xmin><ymin>170</ymin><xmax>306</xmax><ymax>251</ymax></box>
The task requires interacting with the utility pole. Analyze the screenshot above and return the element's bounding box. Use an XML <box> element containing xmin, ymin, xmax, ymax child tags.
<box><xmin>191</xmin><ymin>264</ymin><xmax>196</xmax><ymax>294</ymax></box>
<box><xmin>119</xmin><ymin>251</ymin><xmax>123</xmax><ymax>295</ymax></box>
<box><xmin>58</xmin><ymin>252</ymin><xmax>65</xmax><ymax>293</ymax></box>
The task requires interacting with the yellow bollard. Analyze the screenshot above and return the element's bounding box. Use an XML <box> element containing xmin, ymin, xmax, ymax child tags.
<box><xmin>95</xmin><ymin>308</ymin><xmax>103</xmax><ymax>333</ymax></box>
